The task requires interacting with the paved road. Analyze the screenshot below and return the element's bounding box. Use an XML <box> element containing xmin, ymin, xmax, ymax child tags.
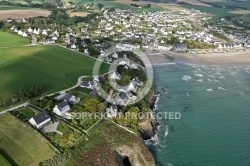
<box><xmin>0</xmin><ymin>102</ymin><xmax>28</xmax><ymax>115</ymax></box>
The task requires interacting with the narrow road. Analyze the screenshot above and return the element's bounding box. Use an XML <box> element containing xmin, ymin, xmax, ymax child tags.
<box><xmin>0</xmin><ymin>102</ymin><xmax>28</xmax><ymax>115</ymax></box>
<box><xmin>41</xmin><ymin>76</ymin><xmax>85</xmax><ymax>99</ymax></box>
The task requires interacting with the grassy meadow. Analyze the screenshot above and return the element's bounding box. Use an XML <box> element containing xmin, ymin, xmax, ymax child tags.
<box><xmin>0</xmin><ymin>31</ymin><xmax>30</xmax><ymax>47</ymax></box>
<box><xmin>132</xmin><ymin>5</ymin><xmax>165</xmax><ymax>13</ymax></box>
<box><xmin>0</xmin><ymin>113</ymin><xmax>56</xmax><ymax>166</ymax></box>
<box><xmin>0</xmin><ymin>45</ymin><xmax>109</xmax><ymax>101</ymax></box>
<box><xmin>66</xmin><ymin>0</ymin><xmax>130</xmax><ymax>8</ymax></box>
<box><xmin>181</xmin><ymin>4</ymin><xmax>237</xmax><ymax>17</ymax></box>
<box><xmin>0</xmin><ymin>153</ymin><xmax>11</xmax><ymax>166</ymax></box>
<box><xmin>208</xmin><ymin>1</ymin><xmax>250</xmax><ymax>10</ymax></box>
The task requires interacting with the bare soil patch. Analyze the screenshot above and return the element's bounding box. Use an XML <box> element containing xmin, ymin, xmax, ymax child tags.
<box><xmin>68</xmin><ymin>11</ymin><xmax>90</xmax><ymax>17</ymax></box>
<box><xmin>0</xmin><ymin>10</ymin><xmax>50</xmax><ymax>19</ymax></box>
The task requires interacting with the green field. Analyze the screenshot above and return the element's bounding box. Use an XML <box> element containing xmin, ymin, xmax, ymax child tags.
<box><xmin>0</xmin><ymin>31</ymin><xmax>30</xmax><ymax>47</ymax></box>
<box><xmin>132</xmin><ymin>5</ymin><xmax>165</xmax><ymax>13</ymax></box>
<box><xmin>0</xmin><ymin>45</ymin><xmax>109</xmax><ymax>101</ymax></box>
<box><xmin>0</xmin><ymin>113</ymin><xmax>56</xmax><ymax>166</ymax></box>
<box><xmin>181</xmin><ymin>4</ymin><xmax>237</xmax><ymax>17</ymax></box>
<box><xmin>0</xmin><ymin>5</ymin><xmax>35</xmax><ymax>10</ymax></box>
<box><xmin>66</xmin><ymin>0</ymin><xmax>130</xmax><ymax>8</ymax></box>
<box><xmin>0</xmin><ymin>153</ymin><xmax>11</xmax><ymax>166</ymax></box>
<box><xmin>208</xmin><ymin>1</ymin><xmax>250</xmax><ymax>10</ymax></box>
<box><xmin>12</xmin><ymin>107</ymin><xmax>36</xmax><ymax>121</ymax></box>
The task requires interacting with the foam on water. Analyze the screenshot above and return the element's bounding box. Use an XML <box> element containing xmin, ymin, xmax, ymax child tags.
<box><xmin>218</xmin><ymin>87</ymin><xmax>226</xmax><ymax>91</ymax></box>
<box><xmin>194</xmin><ymin>74</ymin><xmax>204</xmax><ymax>77</ymax></box>
<box><xmin>207</xmin><ymin>89</ymin><xmax>213</xmax><ymax>92</ymax></box>
<box><xmin>182</xmin><ymin>75</ymin><xmax>192</xmax><ymax>82</ymax></box>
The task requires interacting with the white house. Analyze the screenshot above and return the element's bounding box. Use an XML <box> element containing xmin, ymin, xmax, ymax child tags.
<box><xmin>6</xmin><ymin>18</ymin><xmax>13</xmax><ymax>22</ymax></box>
<box><xmin>80</xmin><ymin>81</ymin><xmax>93</xmax><ymax>89</ymax></box>
<box><xmin>71</xmin><ymin>44</ymin><xmax>77</xmax><ymax>49</ymax></box>
<box><xmin>46</xmin><ymin>38</ymin><xmax>55</xmax><ymax>44</ymax></box>
<box><xmin>106</xmin><ymin>105</ymin><xmax>118</xmax><ymax>118</ymax></box>
<box><xmin>42</xmin><ymin>30</ymin><xmax>48</xmax><ymax>36</ymax></box>
<box><xmin>27</xmin><ymin>27</ymin><xmax>33</xmax><ymax>33</ymax></box>
<box><xmin>112</xmin><ymin>52</ymin><xmax>118</xmax><ymax>59</ymax></box>
<box><xmin>22</xmin><ymin>32</ymin><xmax>28</xmax><ymax>37</ymax></box>
<box><xmin>61</xmin><ymin>93</ymin><xmax>77</xmax><ymax>104</ymax></box>
<box><xmin>29</xmin><ymin>111</ymin><xmax>51</xmax><ymax>129</ymax></box>
<box><xmin>18</xmin><ymin>30</ymin><xmax>23</xmax><ymax>35</ymax></box>
<box><xmin>53</xmin><ymin>100</ymin><xmax>70</xmax><ymax>116</ymax></box>
<box><xmin>110</xmin><ymin>71</ymin><xmax>121</xmax><ymax>80</ymax></box>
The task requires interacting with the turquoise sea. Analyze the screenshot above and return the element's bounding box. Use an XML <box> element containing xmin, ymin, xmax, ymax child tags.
<box><xmin>149</xmin><ymin>63</ymin><xmax>250</xmax><ymax>166</ymax></box>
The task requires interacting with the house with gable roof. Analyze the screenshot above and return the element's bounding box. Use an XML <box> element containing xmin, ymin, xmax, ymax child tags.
<box><xmin>53</xmin><ymin>100</ymin><xmax>70</xmax><ymax>116</ymax></box>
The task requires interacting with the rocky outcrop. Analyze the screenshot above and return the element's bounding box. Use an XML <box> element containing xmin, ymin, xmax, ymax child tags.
<box><xmin>115</xmin><ymin>145</ymin><xmax>155</xmax><ymax>166</ymax></box>
<box><xmin>137</xmin><ymin>118</ymin><xmax>159</xmax><ymax>140</ymax></box>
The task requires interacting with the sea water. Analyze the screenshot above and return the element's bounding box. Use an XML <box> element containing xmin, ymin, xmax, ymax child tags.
<box><xmin>150</xmin><ymin>63</ymin><xmax>250</xmax><ymax>166</ymax></box>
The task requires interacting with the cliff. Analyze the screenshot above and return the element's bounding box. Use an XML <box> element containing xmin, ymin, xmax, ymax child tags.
<box><xmin>40</xmin><ymin>120</ymin><xmax>155</xmax><ymax>166</ymax></box>
<box><xmin>137</xmin><ymin>118</ymin><xmax>159</xmax><ymax>140</ymax></box>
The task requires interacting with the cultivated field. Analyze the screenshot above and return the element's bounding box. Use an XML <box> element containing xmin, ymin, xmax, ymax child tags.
<box><xmin>65</xmin><ymin>0</ymin><xmax>130</xmax><ymax>8</ymax></box>
<box><xmin>179</xmin><ymin>0</ymin><xmax>212</xmax><ymax>7</ymax></box>
<box><xmin>181</xmin><ymin>4</ymin><xmax>237</xmax><ymax>17</ymax></box>
<box><xmin>0</xmin><ymin>45</ymin><xmax>109</xmax><ymax>101</ymax></box>
<box><xmin>0</xmin><ymin>31</ymin><xmax>30</xmax><ymax>47</ymax></box>
<box><xmin>68</xmin><ymin>11</ymin><xmax>90</xmax><ymax>17</ymax></box>
<box><xmin>0</xmin><ymin>113</ymin><xmax>56</xmax><ymax>166</ymax></box>
<box><xmin>0</xmin><ymin>9</ymin><xmax>50</xmax><ymax>20</ymax></box>
<box><xmin>161</xmin><ymin>4</ymin><xmax>187</xmax><ymax>11</ymax></box>
<box><xmin>132</xmin><ymin>5</ymin><xmax>165</xmax><ymax>13</ymax></box>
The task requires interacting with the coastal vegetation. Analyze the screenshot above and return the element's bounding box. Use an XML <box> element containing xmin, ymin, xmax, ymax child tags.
<box><xmin>0</xmin><ymin>113</ymin><xmax>56</xmax><ymax>166</ymax></box>
<box><xmin>210</xmin><ymin>30</ymin><xmax>230</xmax><ymax>42</ymax></box>
<box><xmin>183</xmin><ymin>39</ymin><xmax>217</xmax><ymax>49</ymax></box>
<box><xmin>40</xmin><ymin>120</ymin><xmax>155</xmax><ymax>166</ymax></box>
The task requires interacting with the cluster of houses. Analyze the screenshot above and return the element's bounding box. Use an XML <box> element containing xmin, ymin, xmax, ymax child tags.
<box><xmin>6</xmin><ymin>7</ymin><xmax>250</xmax><ymax>59</ymax></box>
<box><xmin>10</xmin><ymin>25</ymin><xmax>60</xmax><ymax>44</ymax></box>
<box><xmin>28</xmin><ymin>93</ymin><xmax>78</xmax><ymax>129</ymax></box>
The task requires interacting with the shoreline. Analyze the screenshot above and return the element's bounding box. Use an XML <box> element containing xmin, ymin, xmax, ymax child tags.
<box><xmin>146</xmin><ymin>49</ymin><xmax>250</xmax><ymax>66</ymax></box>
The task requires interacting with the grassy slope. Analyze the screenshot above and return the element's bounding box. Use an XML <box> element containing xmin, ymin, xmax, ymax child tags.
<box><xmin>0</xmin><ymin>113</ymin><xmax>56</xmax><ymax>166</ymax></box>
<box><xmin>0</xmin><ymin>153</ymin><xmax>11</xmax><ymax>166</ymax></box>
<box><xmin>65</xmin><ymin>120</ymin><xmax>154</xmax><ymax>166</ymax></box>
<box><xmin>0</xmin><ymin>31</ymin><xmax>30</xmax><ymax>47</ymax></box>
<box><xmin>0</xmin><ymin>45</ymin><xmax>109</xmax><ymax>100</ymax></box>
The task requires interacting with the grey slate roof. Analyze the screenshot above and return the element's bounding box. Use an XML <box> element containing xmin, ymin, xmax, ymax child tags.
<box><xmin>32</xmin><ymin>111</ymin><xmax>50</xmax><ymax>124</ymax></box>
<box><xmin>61</xmin><ymin>93</ymin><xmax>73</xmax><ymax>103</ymax></box>
<box><xmin>58</xmin><ymin>100</ymin><xmax>69</xmax><ymax>111</ymax></box>
<box><xmin>119</xmin><ymin>92</ymin><xmax>129</xmax><ymax>100</ymax></box>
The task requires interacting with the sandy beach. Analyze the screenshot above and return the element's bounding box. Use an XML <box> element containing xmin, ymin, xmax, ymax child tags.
<box><xmin>146</xmin><ymin>49</ymin><xmax>250</xmax><ymax>66</ymax></box>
